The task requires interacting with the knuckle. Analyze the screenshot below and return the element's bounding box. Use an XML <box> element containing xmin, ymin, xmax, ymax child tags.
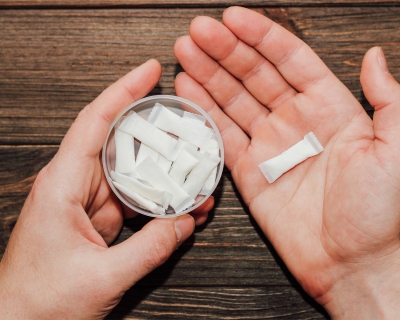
<box><xmin>153</xmin><ymin>241</ymin><xmax>171</xmax><ymax>265</ymax></box>
<box><xmin>23</xmin><ymin>164</ymin><xmax>57</xmax><ymax>221</ymax></box>
<box><xmin>144</xmin><ymin>232</ymin><xmax>174</xmax><ymax>271</ymax></box>
<box><xmin>75</xmin><ymin>104</ymin><xmax>90</xmax><ymax>123</ymax></box>
<box><xmin>30</xmin><ymin>165</ymin><xmax>51</xmax><ymax>200</ymax></box>
<box><xmin>95</xmin><ymin>211</ymin><xmax>123</xmax><ymax>245</ymax></box>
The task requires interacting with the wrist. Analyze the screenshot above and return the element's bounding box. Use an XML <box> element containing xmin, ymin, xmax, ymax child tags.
<box><xmin>320</xmin><ymin>252</ymin><xmax>400</xmax><ymax>319</ymax></box>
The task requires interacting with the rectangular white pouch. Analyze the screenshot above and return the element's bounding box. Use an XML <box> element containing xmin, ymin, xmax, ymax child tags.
<box><xmin>199</xmin><ymin>147</ymin><xmax>220</xmax><ymax>195</ymax></box>
<box><xmin>114</xmin><ymin>129</ymin><xmax>136</xmax><ymax>175</ymax></box>
<box><xmin>183</xmin><ymin>152</ymin><xmax>221</xmax><ymax>199</ymax></box>
<box><xmin>136</xmin><ymin>143</ymin><xmax>172</xmax><ymax>173</ymax></box>
<box><xmin>135</xmin><ymin>157</ymin><xmax>195</xmax><ymax>213</ymax></box>
<box><xmin>169</xmin><ymin>145</ymin><xmax>203</xmax><ymax>186</ymax></box>
<box><xmin>157</xmin><ymin>154</ymin><xmax>172</xmax><ymax>173</ymax></box>
<box><xmin>258</xmin><ymin>132</ymin><xmax>324</xmax><ymax>183</ymax></box>
<box><xmin>183</xmin><ymin>111</ymin><xmax>207</xmax><ymax>125</ymax></box>
<box><xmin>136</xmin><ymin>143</ymin><xmax>159</xmax><ymax>165</ymax></box>
<box><xmin>111</xmin><ymin>171</ymin><xmax>172</xmax><ymax>209</ymax></box>
<box><xmin>118</xmin><ymin>112</ymin><xmax>180</xmax><ymax>161</ymax></box>
<box><xmin>200</xmin><ymin>135</ymin><xmax>219</xmax><ymax>152</ymax></box>
<box><xmin>112</xmin><ymin>181</ymin><xmax>165</xmax><ymax>215</ymax></box>
<box><xmin>199</xmin><ymin>135</ymin><xmax>220</xmax><ymax>194</ymax></box>
<box><xmin>148</xmin><ymin>103</ymin><xmax>213</xmax><ymax>149</ymax></box>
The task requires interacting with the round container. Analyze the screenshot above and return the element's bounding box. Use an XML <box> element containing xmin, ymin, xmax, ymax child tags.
<box><xmin>102</xmin><ymin>95</ymin><xmax>224</xmax><ymax>218</ymax></box>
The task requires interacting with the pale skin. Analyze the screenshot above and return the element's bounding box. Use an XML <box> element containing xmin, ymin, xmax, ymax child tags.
<box><xmin>173</xmin><ymin>6</ymin><xmax>400</xmax><ymax>319</ymax></box>
<box><xmin>0</xmin><ymin>59</ymin><xmax>212</xmax><ymax>319</ymax></box>
<box><xmin>1</xmin><ymin>6</ymin><xmax>400</xmax><ymax>320</ymax></box>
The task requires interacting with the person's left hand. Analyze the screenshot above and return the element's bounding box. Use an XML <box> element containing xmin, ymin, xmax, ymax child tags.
<box><xmin>0</xmin><ymin>59</ymin><xmax>213</xmax><ymax>319</ymax></box>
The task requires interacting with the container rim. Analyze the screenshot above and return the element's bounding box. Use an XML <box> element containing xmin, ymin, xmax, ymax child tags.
<box><xmin>101</xmin><ymin>94</ymin><xmax>224</xmax><ymax>218</ymax></box>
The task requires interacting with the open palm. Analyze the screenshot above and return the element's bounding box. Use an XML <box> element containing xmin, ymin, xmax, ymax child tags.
<box><xmin>174</xmin><ymin>6</ymin><xmax>400</xmax><ymax>315</ymax></box>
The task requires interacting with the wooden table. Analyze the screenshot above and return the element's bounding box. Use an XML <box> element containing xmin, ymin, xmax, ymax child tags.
<box><xmin>1</xmin><ymin>1</ymin><xmax>399</xmax><ymax>319</ymax></box>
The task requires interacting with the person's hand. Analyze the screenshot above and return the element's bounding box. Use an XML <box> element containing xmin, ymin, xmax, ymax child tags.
<box><xmin>0</xmin><ymin>59</ymin><xmax>213</xmax><ymax>319</ymax></box>
<box><xmin>174</xmin><ymin>7</ymin><xmax>400</xmax><ymax>318</ymax></box>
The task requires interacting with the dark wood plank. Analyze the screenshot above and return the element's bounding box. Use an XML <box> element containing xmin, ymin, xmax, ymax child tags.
<box><xmin>287</xmin><ymin>6</ymin><xmax>400</xmax><ymax>112</ymax></box>
<box><xmin>0</xmin><ymin>0</ymin><xmax>397</xmax><ymax>8</ymax></box>
<box><xmin>107</xmin><ymin>286</ymin><xmax>328</xmax><ymax>319</ymax></box>
<box><xmin>0</xmin><ymin>8</ymin><xmax>224</xmax><ymax>144</ymax></box>
<box><xmin>2</xmin><ymin>7</ymin><xmax>400</xmax><ymax>144</ymax></box>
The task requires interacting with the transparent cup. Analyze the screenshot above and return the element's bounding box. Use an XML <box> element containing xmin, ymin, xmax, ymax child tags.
<box><xmin>102</xmin><ymin>95</ymin><xmax>224</xmax><ymax>218</ymax></box>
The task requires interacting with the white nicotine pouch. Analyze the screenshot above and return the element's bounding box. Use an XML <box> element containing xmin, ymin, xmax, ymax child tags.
<box><xmin>258</xmin><ymin>132</ymin><xmax>324</xmax><ymax>183</ymax></box>
<box><xmin>200</xmin><ymin>147</ymin><xmax>220</xmax><ymax>195</ymax></box>
<box><xmin>169</xmin><ymin>145</ymin><xmax>203</xmax><ymax>186</ymax></box>
<box><xmin>118</xmin><ymin>112</ymin><xmax>180</xmax><ymax>161</ymax></box>
<box><xmin>148</xmin><ymin>103</ymin><xmax>213</xmax><ymax>149</ymax></box>
<box><xmin>157</xmin><ymin>155</ymin><xmax>172</xmax><ymax>173</ymax></box>
<box><xmin>112</xmin><ymin>181</ymin><xmax>165</xmax><ymax>215</ymax></box>
<box><xmin>136</xmin><ymin>143</ymin><xmax>159</xmax><ymax>165</ymax></box>
<box><xmin>136</xmin><ymin>143</ymin><xmax>172</xmax><ymax>173</ymax></box>
<box><xmin>183</xmin><ymin>152</ymin><xmax>221</xmax><ymax>199</ymax></box>
<box><xmin>200</xmin><ymin>135</ymin><xmax>219</xmax><ymax>153</ymax></box>
<box><xmin>114</xmin><ymin>129</ymin><xmax>136</xmax><ymax>175</ymax></box>
<box><xmin>111</xmin><ymin>171</ymin><xmax>172</xmax><ymax>209</ymax></box>
<box><xmin>199</xmin><ymin>135</ymin><xmax>220</xmax><ymax>195</ymax></box>
<box><xmin>135</xmin><ymin>157</ymin><xmax>195</xmax><ymax>213</ymax></box>
<box><xmin>183</xmin><ymin>111</ymin><xmax>207</xmax><ymax>125</ymax></box>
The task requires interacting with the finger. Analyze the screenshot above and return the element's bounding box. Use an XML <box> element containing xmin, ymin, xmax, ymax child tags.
<box><xmin>121</xmin><ymin>202</ymin><xmax>139</xmax><ymax>220</ymax></box>
<box><xmin>60</xmin><ymin>59</ymin><xmax>162</xmax><ymax>160</ymax></box>
<box><xmin>189</xmin><ymin>16</ymin><xmax>296</xmax><ymax>110</ymax></box>
<box><xmin>192</xmin><ymin>197</ymin><xmax>214</xmax><ymax>214</ymax></box>
<box><xmin>174</xmin><ymin>36</ymin><xmax>269</xmax><ymax>137</ymax></box>
<box><xmin>175</xmin><ymin>72</ymin><xmax>250</xmax><ymax>171</ymax></box>
<box><xmin>90</xmin><ymin>194</ymin><xmax>123</xmax><ymax>245</ymax></box>
<box><xmin>86</xmin><ymin>171</ymin><xmax>124</xmax><ymax>245</ymax></box>
<box><xmin>192</xmin><ymin>213</ymin><xmax>208</xmax><ymax>226</ymax></box>
<box><xmin>222</xmin><ymin>7</ymin><xmax>337</xmax><ymax>94</ymax></box>
<box><xmin>361</xmin><ymin>47</ymin><xmax>400</xmax><ymax>146</ymax></box>
<box><xmin>190</xmin><ymin>196</ymin><xmax>214</xmax><ymax>226</ymax></box>
<box><xmin>105</xmin><ymin>214</ymin><xmax>195</xmax><ymax>290</ymax></box>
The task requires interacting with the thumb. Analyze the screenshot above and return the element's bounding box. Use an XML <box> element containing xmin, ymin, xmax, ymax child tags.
<box><xmin>360</xmin><ymin>46</ymin><xmax>400</xmax><ymax>145</ymax></box>
<box><xmin>104</xmin><ymin>214</ymin><xmax>195</xmax><ymax>289</ymax></box>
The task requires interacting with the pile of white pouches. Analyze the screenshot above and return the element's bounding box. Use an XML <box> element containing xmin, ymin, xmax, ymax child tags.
<box><xmin>111</xmin><ymin>103</ymin><xmax>221</xmax><ymax>215</ymax></box>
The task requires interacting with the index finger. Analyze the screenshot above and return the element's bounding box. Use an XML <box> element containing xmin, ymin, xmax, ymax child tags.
<box><xmin>222</xmin><ymin>7</ymin><xmax>334</xmax><ymax>94</ymax></box>
<box><xmin>60</xmin><ymin>59</ymin><xmax>162</xmax><ymax>160</ymax></box>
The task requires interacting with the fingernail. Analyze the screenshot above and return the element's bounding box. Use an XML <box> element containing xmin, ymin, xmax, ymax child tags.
<box><xmin>174</xmin><ymin>214</ymin><xmax>195</xmax><ymax>244</ymax></box>
<box><xmin>378</xmin><ymin>47</ymin><xmax>389</xmax><ymax>73</ymax></box>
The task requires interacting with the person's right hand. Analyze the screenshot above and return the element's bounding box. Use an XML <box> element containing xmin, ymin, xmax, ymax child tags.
<box><xmin>0</xmin><ymin>59</ymin><xmax>212</xmax><ymax>319</ymax></box>
<box><xmin>174</xmin><ymin>6</ymin><xmax>400</xmax><ymax>318</ymax></box>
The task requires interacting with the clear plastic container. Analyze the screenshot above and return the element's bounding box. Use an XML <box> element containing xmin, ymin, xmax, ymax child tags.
<box><xmin>102</xmin><ymin>95</ymin><xmax>224</xmax><ymax>218</ymax></box>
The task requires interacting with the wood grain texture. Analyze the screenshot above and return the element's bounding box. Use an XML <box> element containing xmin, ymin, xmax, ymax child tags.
<box><xmin>288</xmin><ymin>6</ymin><xmax>400</xmax><ymax>111</ymax></box>
<box><xmin>0</xmin><ymin>0</ymin><xmax>398</xmax><ymax>8</ymax></box>
<box><xmin>0</xmin><ymin>8</ymin><xmax>223</xmax><ymax>144</ymax></box>
<box><xmin>2</xmin><ymin>7</ymin><xmax>400</xmax><ymax>144</ymax></box>
<box><xmin>107</xmin><ymin>286</ymin><xmax>327</xmax><ymax>319</ymax></box>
